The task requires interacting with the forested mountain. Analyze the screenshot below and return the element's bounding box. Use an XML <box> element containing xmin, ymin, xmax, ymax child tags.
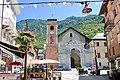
<box><xmin>16</xmin><ymin>15</ymin><xmax>104</xmax><ymax>48</ymax></box>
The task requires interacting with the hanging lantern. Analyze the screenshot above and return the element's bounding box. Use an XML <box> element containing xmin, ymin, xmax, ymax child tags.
<box><xmin>82</xmin><ymin>7</ymin><xmax>92</xmax><ymax>13</ymax></box>
<box><xmin>82</xmin><ymin>2</ymin><xmax>92</xmax><ymax>13</ymax></box>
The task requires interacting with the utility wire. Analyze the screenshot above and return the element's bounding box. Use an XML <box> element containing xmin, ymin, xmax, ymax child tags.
<box><xmin>0</xmin><ymin>0</ymin><xmax>105</xmax><ymax>5</ymax></box>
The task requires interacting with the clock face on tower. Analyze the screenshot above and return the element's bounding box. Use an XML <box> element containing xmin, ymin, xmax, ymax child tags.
<box><xmin>50</xmin><ymin>31</ymin><xmax>54</xmax><ymax>35</ymax></box>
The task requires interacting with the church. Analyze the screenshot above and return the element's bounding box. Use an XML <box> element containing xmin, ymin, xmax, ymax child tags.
<box><xmin>45</xmin><ymin>18</ymin><xmax>93</xmax><ymax>69</ymax></box>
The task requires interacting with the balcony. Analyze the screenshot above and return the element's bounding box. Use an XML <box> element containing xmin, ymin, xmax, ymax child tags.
<box><xmin>2</xmin><ymin>18</ymin><xmax>17</xmax><ymax>38</ymax></box>
<box><xmin>104</xmin><ymin>20</ymin><xmax>114</xmax><ymax>32</ymax></box>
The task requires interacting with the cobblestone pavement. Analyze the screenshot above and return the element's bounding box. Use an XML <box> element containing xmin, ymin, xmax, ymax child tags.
<box><xmin>79</xmin><ymin>75</ymin><xmax>109</xmax><ymax>80</ymax></box>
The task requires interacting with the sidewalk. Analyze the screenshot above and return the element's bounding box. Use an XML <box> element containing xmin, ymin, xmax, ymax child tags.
<box><xmin>61</xmin><ymin>68</ymin><xmax>79</xmax><ymax>80</ymax></box>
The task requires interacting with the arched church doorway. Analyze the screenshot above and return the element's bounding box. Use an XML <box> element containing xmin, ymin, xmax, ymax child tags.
<box><xmin>71</xmin><ymin>48</ymin><xmax>81</xmax><ymax>68</ymax></box>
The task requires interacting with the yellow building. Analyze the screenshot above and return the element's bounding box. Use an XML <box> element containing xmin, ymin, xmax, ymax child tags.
<box><xmin>89</xmin><ymin>33</ymin><xmax>108</xmax><ymax>69</ymax></box>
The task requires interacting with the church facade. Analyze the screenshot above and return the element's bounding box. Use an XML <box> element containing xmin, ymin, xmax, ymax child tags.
<box><xmin>46</xmin><ymin>18</ymin><xmax>93</xmax><ymax>69</ymax></box>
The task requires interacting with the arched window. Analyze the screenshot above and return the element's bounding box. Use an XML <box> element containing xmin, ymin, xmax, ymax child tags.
<box><xmin>70</xmin><ymin>33</ymin><xmax>72</xmax><ymax>37</ymax></box>
<box><xmin>50</xmin><ymin>26</ymin><xmax>54</xmax><ymax>30</ymax></box>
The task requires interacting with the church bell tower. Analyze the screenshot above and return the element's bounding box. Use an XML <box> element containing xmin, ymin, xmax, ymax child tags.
<box><xmin>46</xmin><ymin>18</ymin><xmax>58</xmax><ymax>66</ymax></box>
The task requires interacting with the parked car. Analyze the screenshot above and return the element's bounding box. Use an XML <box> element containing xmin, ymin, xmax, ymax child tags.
<box><xmin>100</xmin><ymin>70</ymin><xmax>110</xmax><ymax>75</ymax></box>
<box><xmin>54</xmin><ymin>65</ymin><xmax>66</xmax><ymax>71</ymax></box>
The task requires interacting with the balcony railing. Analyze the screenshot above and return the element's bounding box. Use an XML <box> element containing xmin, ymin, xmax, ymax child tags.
<box><xmin>2</xmin><ymin>18</ymin><xmax>17</xmax><ymax>36</ymax></box>
<box><xmin>104</xmin><ymin>20</ymin><xmax>114</xmax><ymax>32</ymax></box>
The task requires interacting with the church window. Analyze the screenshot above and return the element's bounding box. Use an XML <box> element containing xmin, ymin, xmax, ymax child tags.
<box><xmin>50</xmin><ymin>26</ymin><xmax>54</xmax><ymax>30</ymax></box>
<box><xmin>99</xmin><ymin>62</ymin><xmax>101</xmax><ymax>66</ymax></box>
<box><xmin>70</xmin><ymin>33</ymin><xmax>72</xmax><ymax>37</ymax></box>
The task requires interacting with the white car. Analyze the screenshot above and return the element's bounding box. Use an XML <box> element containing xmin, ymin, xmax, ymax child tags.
<box><xmin>100</xmin><ymin>70</ymin><xmax>110</xmax><ymax>75</ymax></box>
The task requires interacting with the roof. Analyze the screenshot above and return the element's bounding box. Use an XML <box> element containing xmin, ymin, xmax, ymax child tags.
<box><xmin>92</xmin><ymin>33</ymin><xmax>106</xmax><ymax>40</ymax></box>
<box><xmin>99</xmin><ymin>0</ymin><xmax>108</xmax><ymax>15</ymax></box>
<box><xmin>58</xmin><ymin>27</ymin><xmax>90</xmax><ymax>42</ymax></box>
<box><xmin>84</xmin><ymin>33</ymin><xmax>106</xmax><ymax>49</ymax></box>
<box><xmin>47</xmin><ymin>19</ymin><xmax>57</xmax><ymax>21</ymax></box>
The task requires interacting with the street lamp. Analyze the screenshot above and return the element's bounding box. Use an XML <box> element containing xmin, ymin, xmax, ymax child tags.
<box><xmin>82</xmin><ymin>2</ymin><xmax>92</xmax><ymax>14</ymax></box>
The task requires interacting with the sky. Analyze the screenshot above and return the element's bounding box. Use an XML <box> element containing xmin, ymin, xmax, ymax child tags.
<box><xmin>17</xmin><ymin>0</ymin><xmax>102</xmax><ymax>22</ymax></box>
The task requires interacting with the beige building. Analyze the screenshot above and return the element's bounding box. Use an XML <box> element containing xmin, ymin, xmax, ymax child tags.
<box><xmin>89</xmin><ymin>33</ymin><xmax>108</xmax><ymax>69</ymax></box>
<box><xmin>99</xmin><ymin>0</ymin><xmax>120</xmax><ymax>69</ymax></box>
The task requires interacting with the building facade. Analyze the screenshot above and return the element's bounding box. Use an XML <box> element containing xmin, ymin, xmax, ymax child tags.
<box><xmin>89</xmin><ymin>33</ymin><xmax>108</xmax><ymax>69</ymax></box>
<box><xmin>0</xmin><ymin>0</ymin><xmax>21</xmax><ymax>72</ymax></box>
<box><xmin>58</xmin><ymin>27</ymin><xmax>92</xmax><ymax>69</ymax></box>
<box><xmin>45</xmin><ymin>18</ymin><xmax>93</xmax><ymax>69</ymax></box>
<box><xmin>46</xmin><ymin>19</ymin><xmax>58</xmax><ymax>67</ymax></box>
<box><xmin>99</xmin><ymin>0</ymin><xmax>120</xmax><ymax>69</ymax></box>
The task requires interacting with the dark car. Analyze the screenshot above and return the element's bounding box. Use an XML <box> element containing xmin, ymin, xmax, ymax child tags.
<box><xmin>54</xmin><ymin>65</ymin><xmax>65</xmax><ymax>71</ymax></box>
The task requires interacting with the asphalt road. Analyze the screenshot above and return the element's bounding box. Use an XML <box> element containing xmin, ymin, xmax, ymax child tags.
<box><xmin>79</xmin><ymin>75</ymin><xmax>109</xmax><ymax>80</ymax></box>
<box><xmin>54</xmin><ymin>68</ymin><xmax>109</xmax><ymax>80</ymax></box>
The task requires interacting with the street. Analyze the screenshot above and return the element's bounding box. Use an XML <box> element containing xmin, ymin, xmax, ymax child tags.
<box><xmin>57</xmin><ymin>68</ymin><xmax>109</xmax><ymax>80</ymax></box>
<box><xmin>79</xmin><ymin>75</ymin><xmax>109</xmax><ymax>80</ymax></box>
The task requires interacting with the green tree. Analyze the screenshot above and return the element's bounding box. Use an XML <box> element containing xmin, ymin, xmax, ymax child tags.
<box><xmin>15</xmin><ymin>31</ymin><xmax>36</xmax><ymax>80</ymax></box>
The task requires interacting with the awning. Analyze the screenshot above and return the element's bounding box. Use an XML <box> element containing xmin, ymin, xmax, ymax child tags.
<box><xmin>0</xmin><ymin>41</ymin><xmax>25</xmax><ymax>58</ymax></box>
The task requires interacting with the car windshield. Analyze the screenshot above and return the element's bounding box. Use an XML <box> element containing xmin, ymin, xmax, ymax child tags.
<box><xmin>58</xmin><ymin>66</ymin><xmax>63</xmax><ymax>68</ymax></box>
